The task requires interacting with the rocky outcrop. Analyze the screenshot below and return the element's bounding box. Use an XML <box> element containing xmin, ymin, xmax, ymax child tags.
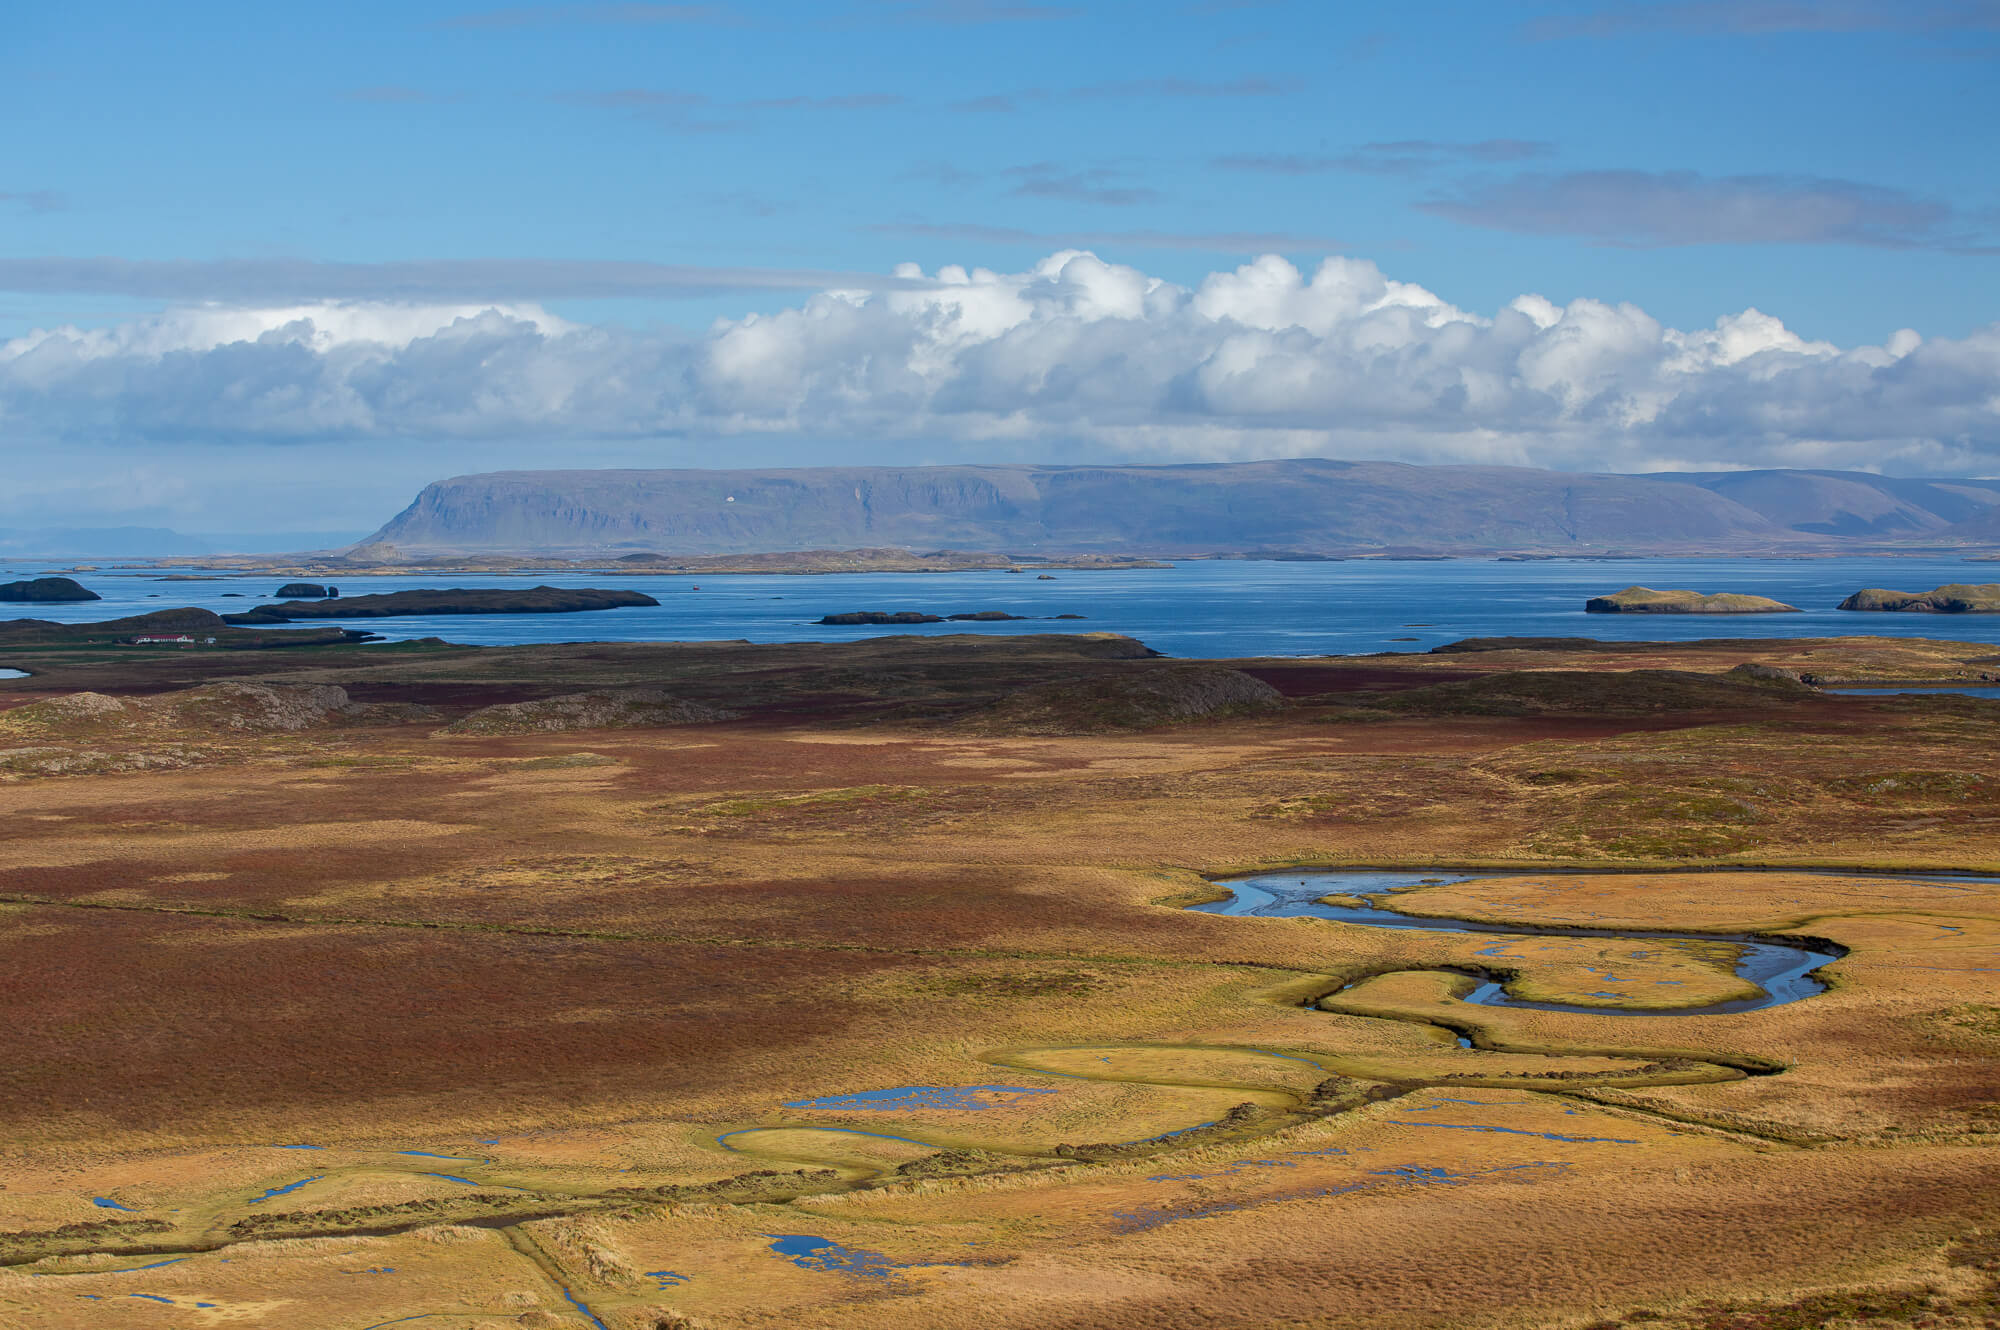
<box><xmin>1727</xmin><ymin>662</ymin><xmax>1816</xmax><ymax>688</ymax></box>
<box><xmin>1838</xmin><ymin>584</ymin><xmax>2000</xmax><ymax>613</ymax></box>
<box><xmin>442</xmin><ymin>688</ymin><xmax>739</xmax><ymax>735</ymax></box>
<box><xmin>276</xmin><ymin>582</ymin><xmax>334</xmax><ymax>598</ymax></box>
<box><xmin>0</xmin><ymin>577</ymin><xmax>99</xmax><ymax>602</ymax></box>
<box><xmin>966</xmin><ymin>666</ymin><xmax>1284</xmax><ymax>735</ymax></box>
<box><xmin>223</xmin><ymin>586</ymin><xmax>658</xmax><ymax>623</ymax></box>
<box><xmin>0</xmin><ymin>682</ymin><xmax>403</xmax><ymax>735</ymax></box>
<box><xmin>818</xmin><ymin>611</ymin><xmax>944</xmax><ymax>625</ymax></box>
<box><xmin>1586</xmin><ymin>586</ymin><xmax>1800</xmax><ymax>614</ymax></box>
<box><xmin>946</xmin><ymin>611</ymin><xmax>1028</xmax><ymax>621</ymax></box>
<box><xmin>0</xmin><ymin>608</ymin><xmax>375</xmax><ymax>649</ymax></box>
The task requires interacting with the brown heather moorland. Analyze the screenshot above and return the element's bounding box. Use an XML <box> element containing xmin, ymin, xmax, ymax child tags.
<box><xmin>0</xmin><ymin>631</ymin><xmax>1995</xmax><ymax>1329</ymax></box>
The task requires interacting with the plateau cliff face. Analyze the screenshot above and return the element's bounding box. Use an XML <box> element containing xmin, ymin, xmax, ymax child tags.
<box><xmin>355</xmin><ymin>461</ymin><xmax>2000</xmax><ymax>557</ymax></box>
<box><xmin>360</xmin><ymin>461</ymin><xmax>1791</xmax><ymax>556</ymax></box>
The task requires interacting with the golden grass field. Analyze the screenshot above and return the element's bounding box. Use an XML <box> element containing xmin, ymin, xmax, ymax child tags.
<box><xmin>0</xmin><ymin>631</ymin><xmax>1995</xmax><ymax>1329</ymax></box>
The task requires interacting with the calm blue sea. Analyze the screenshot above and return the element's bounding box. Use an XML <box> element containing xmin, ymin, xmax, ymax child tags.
<box><xmin>5</xmin><ymin>556</ymin><xmax>2000</xmax><ymax>660</ymax></box>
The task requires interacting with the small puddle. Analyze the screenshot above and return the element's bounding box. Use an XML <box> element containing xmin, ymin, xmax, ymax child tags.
<box><xmin>89</xmin><ymin>1198</ymin><xmax>135</xmax><ymax>1211</ymax></box>
<box><xmin>0</xmin><ymin>668</ymin><xmax>28</xmax><ymax>679</ymax></box>
<box><xmin>784</xmin><ymin>1085</ymin><xmax>1057</xmax><ymax>1111</ymax></box>
<box><xmin>247</xmin><ymin>1176</ymin><xmax>321</xmax><ymax>1204</ymax></box>
<box><xmin>764</xmin><ymin>1234</ymin><xmax>939</xmax><ymax>1279</ymax></box>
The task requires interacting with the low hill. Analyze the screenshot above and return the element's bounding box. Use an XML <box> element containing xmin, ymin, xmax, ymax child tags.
<box><xmin>0</xmin><ymin>577</ymin><xmax>100</xmax><ymax>603</ymax></box>
<box><xmin>1585</xmin><ymin>586</ymin><xmax>1800</xmax><ymax>614</ymax></box>
<box><xmin>222</xmin><ymin>586</ymin><xmax>659</xmax><ymax>623</ymax></box>
<box><xmin>1838</xmin><ymin>584</ymin><xmax>2000</xmax><ymax>613</ymax></box>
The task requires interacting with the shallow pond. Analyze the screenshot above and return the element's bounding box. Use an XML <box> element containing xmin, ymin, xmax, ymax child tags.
<box><xmin>783</xmin><ymin>1085</ymin><xmax>1056</xmax><ymax>1111</ymax></box>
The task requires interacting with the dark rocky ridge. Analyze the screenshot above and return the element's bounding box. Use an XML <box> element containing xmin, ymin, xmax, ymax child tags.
<box><xmin>441</xmin><ymin>688</ymin><xmax>739</xmax><ymax>735</ymax></box>
<box><xmin>963</xmin><ymin>665</ymin><xmax>1285</xmax><ymax>734</ymax></box>
<box><xmin>819</xmin><ymin>611</ymin><xmax>942</xmax><ymax>625</ymax></box>
<box><xmin>0</xmin><ymin>577</ymin><xmax>100</xmax><ymax>602</ymax></box>
<box><xmin>0</xmin><ymin>608</ymin><xmax>373</xmax><ymax>649</ymax></box>
<box><xmin>358</xmin><ymin>461</ymin><xmax>2000</xmax><ymax>557</ymax></box>
<box><xmin>223</xmin><ymin>586</ymin><xmax>658</xmax><ymax>623</ymax></box>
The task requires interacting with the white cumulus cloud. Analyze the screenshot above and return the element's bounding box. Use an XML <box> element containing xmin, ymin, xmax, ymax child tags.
<box><xmin>2</xmin><ymin>251</ymin><xmax>1996</xmax><ymax>475</ymax></box>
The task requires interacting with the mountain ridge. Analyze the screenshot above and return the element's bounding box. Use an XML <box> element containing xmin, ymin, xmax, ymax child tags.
<box><xmin>358</xmin><ymin>461</ymin><xmax>2000</xmax><ymax>557</ymax></box>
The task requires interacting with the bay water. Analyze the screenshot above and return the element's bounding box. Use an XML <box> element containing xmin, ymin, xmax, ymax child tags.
<box><xmin>5</xmin><ymin>556</ymin><xmax>1999</xmax><ymax>659</ymax></box>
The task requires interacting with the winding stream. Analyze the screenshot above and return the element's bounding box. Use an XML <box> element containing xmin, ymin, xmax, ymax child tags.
<box><xmin>19</xmin><ymin>864</ymin><xmax>1989</xmax><ymax>1313</ymax></box>
<box><xmin>1196</xmin><ymin>870</ymin><xmax>1850</xmax><ymax>1016</ymax></box>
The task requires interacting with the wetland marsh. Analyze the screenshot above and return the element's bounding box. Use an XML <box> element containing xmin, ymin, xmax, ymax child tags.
<box><xmin>0</xmin><ymin>630</ymin><xmax>1995</xmax><ymax>1329</ymax></box>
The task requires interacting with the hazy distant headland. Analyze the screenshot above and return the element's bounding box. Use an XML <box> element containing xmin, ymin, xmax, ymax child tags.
<box><xmin>349</xmin><ymin>460</ymin><xmax>2000</xmax><ymax>560</ymax></box>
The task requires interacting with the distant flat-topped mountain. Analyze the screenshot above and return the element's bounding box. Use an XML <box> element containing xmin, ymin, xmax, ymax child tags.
<box><xmin>356</xmin><ymin>461</ymin><xmax>2000</xmax><ymax>557</ymax></box>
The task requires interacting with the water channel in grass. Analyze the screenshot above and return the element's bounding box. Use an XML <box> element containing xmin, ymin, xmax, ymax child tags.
<box><xmin>1190</xmin><ymin>869</ymin><xmax>1969</xmax><ymax>1016</ymax></box>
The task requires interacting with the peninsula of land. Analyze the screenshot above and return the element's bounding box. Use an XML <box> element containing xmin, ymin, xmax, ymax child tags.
<box><xmin>220</xmin><ymin>585</ymin><xmax>659</xmax><ymax>624</ymax></box>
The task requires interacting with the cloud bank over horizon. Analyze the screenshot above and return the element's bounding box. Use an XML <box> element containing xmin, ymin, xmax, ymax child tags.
<box><xmin>4</xmin><ymin>250</ymin><xmax>1996</xmax><ymax>481</ymax></box>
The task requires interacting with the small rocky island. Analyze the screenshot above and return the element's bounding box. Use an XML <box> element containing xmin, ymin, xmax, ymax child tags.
<box><xmin>223</xmin><ymin>586</ymin><xmax>658</xmax><ymax>624</ymax></box>
<box><xmin>276</xmin><ymin>582</ymin><xmax>337</xmax><ymax>598</ymax></box>
<box><xmin>819</xmin><ymin>611</ymin><xmax>943</xmax><ymax>625</ymax></box>
<box><xmin>0</xmin><ymin>576</ymin><xmax>101</xmax><ymax>603</ymax></box>
<box><xmin>1585</xmin><ymin>586</ymin><xmax>1800</xmax><ymax>614</ymax></box>
<box><xmin>1838</xmin><ymin>583</ymin><xmax>2000</xmax><ymax>613</ymax></box>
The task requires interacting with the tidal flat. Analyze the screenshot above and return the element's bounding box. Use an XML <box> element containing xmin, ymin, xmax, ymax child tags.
<box><xmin>0</xmin><ymin>631</ymin><xmax>1995</xmax><ymax>1329</ymax></box>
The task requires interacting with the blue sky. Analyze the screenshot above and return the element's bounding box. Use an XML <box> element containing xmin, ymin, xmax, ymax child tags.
<box><xmin>3</xmin><ymin>1</ymin><xmax>1998</xmax><ymax>535</ymax></box>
